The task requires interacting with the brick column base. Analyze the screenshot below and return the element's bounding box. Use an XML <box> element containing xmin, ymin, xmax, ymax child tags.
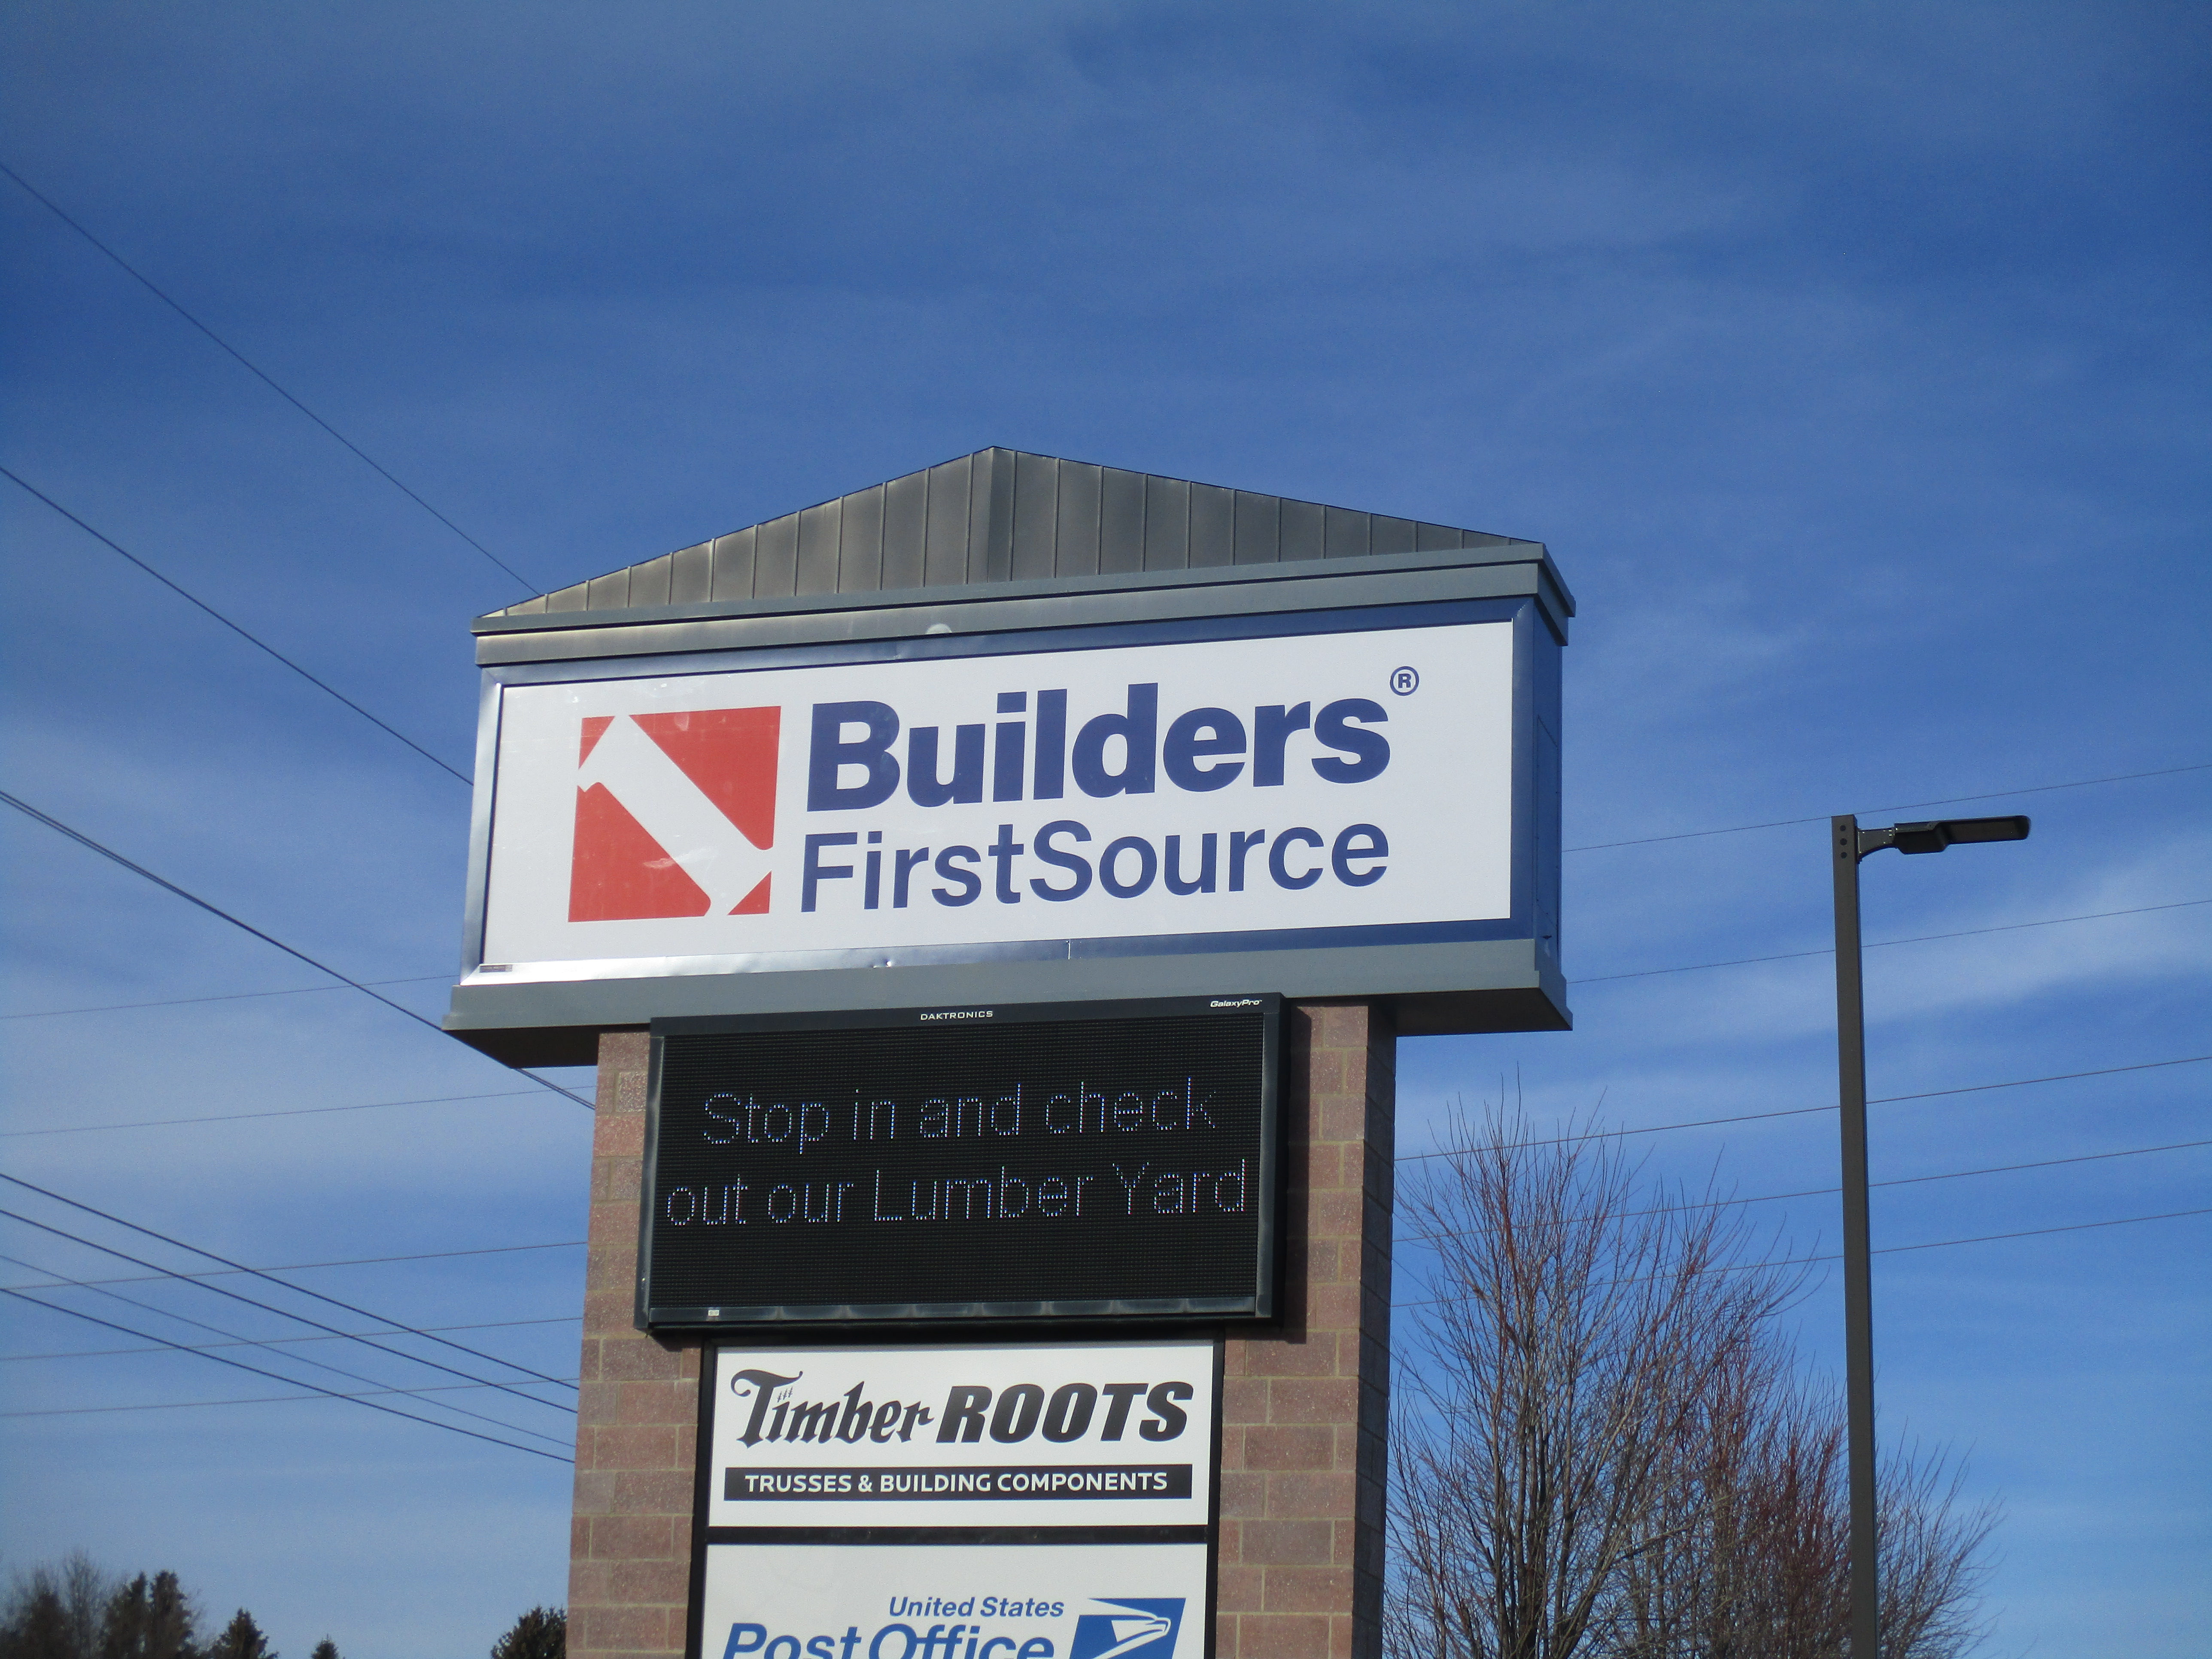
<box><xmin>567</xmin><ymin>1005</ymin><xmax>1396</xmax><ymax>1659</ymax></box>
<box><xmin>570</xmin><ymin>1030</ymin><xmax>697</xmax><ymax>1659</ymax></box>
<box><xmin>1218</xmin><ymin>1002</ymin><xmax>1396</xmax><ymax>1659</ymax></box>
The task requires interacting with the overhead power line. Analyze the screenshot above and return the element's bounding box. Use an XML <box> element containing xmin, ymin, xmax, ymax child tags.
<box><xmin>1</xmin><ymin>1313</ymin><xmax>581</xmax><ymax>1365</ymax></box>
<box><xmin>1391</xmin><ymin>1205</ymin><xmax>2212</xmax><ymax>1311</ymax></box>
<box><xmin>5</xmin><ymin>1235</ymin><xmax>587</xmax><ymax>1292</ymax></box>
<box><xmin>1395</xmin><ymin>1052</ymin><xmax>2212</xmax><ymax>1162</ymax></box>
<box><xmin>12</xmin><ymin>879</ymin><xmax>2201</xmax><ymax>1039</ymax></box>
<box><xmin>1</xmin><ymin>1375</ymin><xmax>581</xmax><ymax>1422</ymax></box>
<box><xmin>0</xmin><ymin>159</ymin><xmax>540</xmax><ymax>596</ymax></box>
<box><xmin>0</xmin><ymin>1203</ymin><xmax>572</xmax><ymax>1412</ymax></box>
<box><xmin>1</xmin><ymin>468</ymin><xmax>471</xmax><ymax>783</ymax></box>
<box><xmin>0</xmin><ymin>789</ymin><xmax>593</xmax><ymax>1113</ymax></box>
<box><xmin>0</xmin><ymin>1087</ymin><xmax>548</xmax><ymax>1140</ymax></box>
<box><xmin>1396</xmin><ymin>1136</ymin><xmax>2212</xmax><ymax>1248</ymax></box>
<box><xmin>0</xmin><ymin>1245</ymin><xmax>571</xmax><ymax>1448</ymax></box>
<box><xmin>0</xmin><ymin>1285</ymin><xmax>570</xmax><ymax>1462</ymax></box>
<box><xmin>0</xmin><ymin>1170</ymin><xmax>578</xmax><ymax>1393</ymax></box>
<box><xmin>2</xmin><ymin>143</ymin><xmax>2195</xmax><ymax>847</ymax></box>
<box><xmin>1565</xmin><ymin>760</ymin><xmax>2211</xmax><ymax>853</ymax></box>
<box><xmin>2</xmin><ymin>975</ymin><xmax>451</xmax><ymax>1022</ymax></box>
<box><xmin>15</xmin><ymin>1061</ymin><xmax>2195</xmax><ymax>1318</ymax></box>
<box><xmin>1575</xmin><ymin>897</ymin><xmax>2210</xmax><ymax>986</ymax></box>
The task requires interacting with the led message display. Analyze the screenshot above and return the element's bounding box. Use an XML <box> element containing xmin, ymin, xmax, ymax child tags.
<box><xmin>639</xmin><ymin>997</ymin><xmax>1278</xmax><ymax>1328</ymax></box>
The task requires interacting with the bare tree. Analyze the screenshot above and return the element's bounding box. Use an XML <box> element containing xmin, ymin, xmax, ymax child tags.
<box><xmin>1386</xmin><ymin>1111</ymin><xmax>1801</xmax><ymax>1659</ymax></box>
<box><xmin>61</xmin><ymin>1559</ymin><xmax>113</xmax><ymax>1659</ymax></box>
<box><xmin>1385</xmin><ymin>1110</ymin><xmax>1994</xmax><ymax>1659</ymax></box>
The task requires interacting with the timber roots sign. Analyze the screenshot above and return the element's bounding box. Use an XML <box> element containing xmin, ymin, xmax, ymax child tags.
<box><xmin>703</xmin><ymin>1343</ymin><xmax>1217</xmax><ymax>1527</ymax></box>
<box><xmin>442</xmin><ymin>450</ymin><xmax>1572</xmax><ymax>1659</ymax></box>
<box><xmin>696</xmin><ymin>1343</ymin><xmax>1218</xmax><ymax>1655</ymax></box>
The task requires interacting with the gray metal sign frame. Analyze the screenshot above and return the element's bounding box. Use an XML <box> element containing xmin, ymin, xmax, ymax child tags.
<box><xmin>446</xmin><ymin>541</ymin><xmax>1568</xmax><ymax>1065</ymax></box>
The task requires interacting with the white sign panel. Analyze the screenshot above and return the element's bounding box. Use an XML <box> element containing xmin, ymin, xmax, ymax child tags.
<box><xmin>705</xmin><ymin>1341</ymin><xmax>1215</xmax><ymax>1528</ymax></box>
<box><xmin>698</xmin><ymin>1542</ymin><xmax>1207</xmax><ymax>1659</ymax></box>
<box><xmin>477</xmin><ymin>621</ymin><xmax>1512</xmax><ymax>977</ymax></box>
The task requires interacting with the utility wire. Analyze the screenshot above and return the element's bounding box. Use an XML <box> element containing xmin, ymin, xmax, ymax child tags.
<box><xmin>34</xmin><ymin>1131</ymin><xmax>2194</xmax><ymax>1300</ymax></box>
<box><xmin>1396</xmin><ymin>1053</ymin><xmax>2212</xmax><ymax>1162</ymax></box>
<box><xmin>0</xmin><ymin>1246</ymin><xmax>572</xmax><ymax>1448</ymax></box>
<box><xmin>0</xmin><ymin>1170</ymin><xmax>578</xmax><ymax>1393</ymax></box>
<box><xmin>20</xmin><ymin>1058</ymin><xmax>2206</xmax><ymax>1287</ymax></box>
<box><xmin>0</xmin><ymin>1285</ymin><xmax>570</xmax><ymax>1462</ymax></box>
<box><xmin>0</xmin><ymin>1088</ymin><xmax>547</xmax><ymax>1139</ymax></box>
<box><xmin>3</xmin><ymin>975</ymin><xmax>451</xmax><ymax>1021</ymax></box>
<box><xmin>0</xmin><ymin>1203</ymin><xmax>573</xmax><ymax>1410</ymax></box>
<box><xmin>6</xmin><ymin>1236</ymin><xmax>586</xmax><ymax>1292</ymax></box>
<box><xmin>1</xmin><ymin>468</ymin><xmax>471</xmax><ymax>783</ymax></box>
<box><xmin>1565</xmin><ymin>760</ymin><xmax>2212</xmax><ymax>853</ymax></box>
<box><xmin>4</xmin><ymin>145</ymin><xmax>2195</xmax><ymax>839</ymax></box>
<box><xmin>0</xmin><ymin>789</ymin><xmax>594</xmax><ymax>1112</ymax></box>
<box><xmin>10</xmin><ymin>1068</ymin><xmax>2194</xmax><ymax>1366</ymax></box>
<box><xmin>12</xmin><ymin>886</ymin><xmax>2199</xmax><ymax>1035</ymax></box>
<box><xmin>1395</xmin><ymin>1137</ymin><xmax>2212</xmax><ymax>1248</ymax></box>
<box><xmin>1574</xmin><ymin>897</ymin><xmax>2211</xmax><ymax>986</ymax></box>
<box><xmin>2</xmin><ymin>1376</ymin><xmax>581</xmax><ymax>1421</ymax></box>
<box><xmin>0</xmin><ymin>1380</ymin><xmax>584</xmax><ymax>1424</ymax></box>
<box><xmin>0</xmin><ymin>159</ymin><xmax>541</xmax><ymax>596</ymax></box>
<box><xmin>1391</xmin><ymin>1206</ymin><xmax>2212</xmax><ymax>1311</ymax></box>
<box><xmin>2</xmin><ymin>1314</ymin><xmax>580</xmax><ymax>1365</ymax></box>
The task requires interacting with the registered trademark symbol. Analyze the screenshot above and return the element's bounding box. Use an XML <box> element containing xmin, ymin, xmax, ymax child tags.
<box><xmin>1389</xmin><ymin>665</ymin><xmax>1420</xmax><ymax>696</ymax></box>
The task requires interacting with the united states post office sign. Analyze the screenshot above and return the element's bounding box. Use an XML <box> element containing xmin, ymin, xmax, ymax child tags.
<box><xmin>701</xmin><ymin>1340</ymin><xmax>1217</xmax><ymax>1529</ymax></box>
<box><xmin>694</xmin><ymin>1542</ymin><xmax>1208</xmax><ymax>1659</ymax></box>
<box><xmin>467</xmin><ymin>614</ymin><xmax>1517</xmax><ymax>984</ymax></box>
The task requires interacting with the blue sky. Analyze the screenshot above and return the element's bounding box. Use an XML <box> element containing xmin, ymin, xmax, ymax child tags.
<box><xmin>2</xmin><ymin>2</ymin><xmax>2206</xmax><ymax>1653</ymax></box>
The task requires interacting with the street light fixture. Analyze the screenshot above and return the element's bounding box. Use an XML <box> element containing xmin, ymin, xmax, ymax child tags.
<box><xmin>1832</xmin><ymin>811</ymin><xmax>2030</xmax><ymax>1656</ymax></box>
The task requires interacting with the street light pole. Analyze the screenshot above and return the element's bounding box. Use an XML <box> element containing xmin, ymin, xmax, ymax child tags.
<box><xmin>1830</xmin><ymin>810</ymin><xmax>2029</xmax><ymax>1658</ymax></box>
<box><xmin>1832</xmin><ymin>815</ymin><xmax>1880</xmax><ymax>1658</ymax></box>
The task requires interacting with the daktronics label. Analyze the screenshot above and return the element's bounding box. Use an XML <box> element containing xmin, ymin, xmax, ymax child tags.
<box><xmin>480</xmin><ymin>622</ymin><xmax>1512</xmax><ymax>970</ymax></box>
<box><xmin>704</xmin><ymin>1342</ymin><xmax>1217</xmax><ymax>1529</ymax></box>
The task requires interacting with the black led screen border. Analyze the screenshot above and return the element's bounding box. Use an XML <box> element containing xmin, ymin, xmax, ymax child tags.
<box><xmin>639</xmin><ymin>997</ymin><xmax>1281</xmax><ymax>1327</ymax></box>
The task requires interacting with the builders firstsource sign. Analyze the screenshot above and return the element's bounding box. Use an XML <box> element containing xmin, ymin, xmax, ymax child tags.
<box><xmin>475</xmin><ymin>621</ymin><xmax>1512</xmax><ymax>977</ymax></box>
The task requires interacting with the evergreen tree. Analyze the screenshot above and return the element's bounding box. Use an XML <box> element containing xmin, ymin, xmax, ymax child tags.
<box><xmin>309</xmin><ymin>1641</ymin><xmax>339</xmax><ymax>1659</ymax></box>
<box><xmin>490</xmin><ymin>1608</ymin><xmax>564</xmax><ymax>1659</ymax></box>
<box><xmin>100</xmin><ymin>1573</ymin><xmax>194</xmax><ymax>1659</ymax></box>
<box><xmin>201</xmin><ymin>1613</ymin><xmax>270</xmax><ymax>1659</ymax></box>
<box><xmin>0</xmin><ymin>1571</ymin><xmax>73</xmax><ymax>1659</ymax></box>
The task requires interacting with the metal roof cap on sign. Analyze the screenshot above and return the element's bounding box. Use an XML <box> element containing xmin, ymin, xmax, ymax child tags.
<box><xmin>473</xmin><ymin>447</ymin><xmax>1574</xmax><ymax>663</ymax></box>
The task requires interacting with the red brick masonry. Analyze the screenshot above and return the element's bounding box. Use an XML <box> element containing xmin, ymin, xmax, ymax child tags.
<box><xmin>568</xmin><ymin>1004</ymin><xmax>1395</xmax><ymax>1659</ymax></box>
<box><xmin>570</xmin><ymin>1030</ymin><xmax>694</xmax><ymax>1659</ymax></box>
<box><xmin>1216</xmin><ymin>1004</ymin><xmax>1395</xmax><ymax>1659</ymax></box>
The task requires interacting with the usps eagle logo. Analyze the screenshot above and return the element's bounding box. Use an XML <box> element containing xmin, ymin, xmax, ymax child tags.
<box><xmin>568</xmin><ymin>708</ymin><xmax>779</xmax><ymax>922</ymax></box>
<box><xmin>1069</xmin><ymin>1601</ymin><xmax>1183</xmax><ymax>1659</ymax></box>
